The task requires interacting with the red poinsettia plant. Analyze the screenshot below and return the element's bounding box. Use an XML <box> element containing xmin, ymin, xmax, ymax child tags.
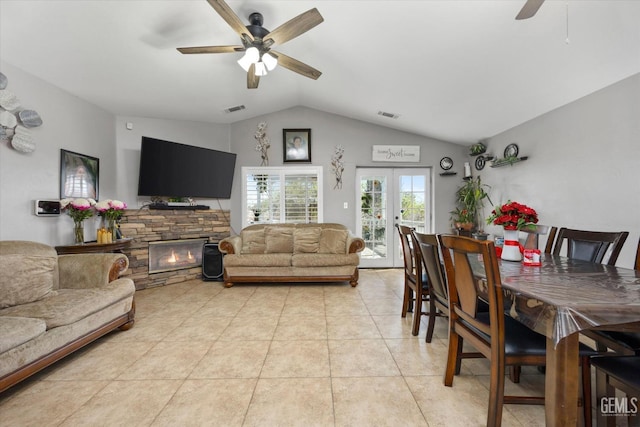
<box><xmin>486</xmin><ymin>201</ymin><xmax>538</xmax><ymax>230</ymax></box>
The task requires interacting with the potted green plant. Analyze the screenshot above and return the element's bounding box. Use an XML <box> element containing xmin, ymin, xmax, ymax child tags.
<box><xmin>451</xmin><ymin>177</ymin><xmax>492</xmax><ymax>233</ymax></box>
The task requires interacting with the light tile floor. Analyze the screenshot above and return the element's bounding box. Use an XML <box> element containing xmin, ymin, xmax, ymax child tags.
<box><xmin>0</xmin><ymin>269</ymin><xmax>550</xmax><ymax>426</ymax></box>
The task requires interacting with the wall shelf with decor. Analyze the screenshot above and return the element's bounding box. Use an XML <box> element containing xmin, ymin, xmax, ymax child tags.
<box><xmin>439</xmin><ymin>171</ymin><xmax>457</xmax><ymax>177</ymax></box>
<box><xmin>491</xmin><ymin>156</ymin><xmax>528</xmax><ymax>168</ymax></box>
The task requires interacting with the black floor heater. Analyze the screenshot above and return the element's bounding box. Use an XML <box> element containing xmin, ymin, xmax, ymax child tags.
<box><xmin>202</xmin><ymin>243</ymin><xmax>224</xmax><ymax>281</ymax></box>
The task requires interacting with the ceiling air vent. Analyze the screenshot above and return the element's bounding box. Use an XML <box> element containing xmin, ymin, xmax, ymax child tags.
<box><xmin>224</xmin><ymin>105</ymin><xmax>246</xmax><ymax>113</ymax></box>
<box><xmin>377</xmin><ymin>111</ymin><xmax>400</xmax><ymax>119</ymax></box>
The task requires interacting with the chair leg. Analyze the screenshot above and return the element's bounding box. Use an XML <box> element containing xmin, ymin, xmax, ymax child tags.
<box><xmin>425</xmin><ymin>296</ymin><xmax>437</xmax><ymax>343</ymax></box>
<box><xmin>401</xmin><ymin>281</ymin><xmax>411</xmax><ymax>318</ymax></box>
<box><xmin>509</xmin><ymin>365</ymin><xmax>522</xmax><ymax>383</ymax></box>
<box><xmin>581</xmin><ymin>357</ymin><xmax>593</xmax><ymax>427</ymax></box>
<box><xmin>411</xmin><ymin>293</ymin><xmax>422</xmax><ymax>336</ymax></box>
<box><xmin>444</xmin><ymin>324</ymin><xmax>460</xmax><ymax>387</ymax></box>
<box><xmin>487</xmin><ymin>350</ymin><xmax>506</xmax><ymax>427</ymax></box>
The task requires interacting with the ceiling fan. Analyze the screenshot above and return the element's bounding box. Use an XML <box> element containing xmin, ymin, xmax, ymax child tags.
<box><xmin>515</xmin><ymin>0</ymin><xmax>545</xmax><ymax>20</ymax></box>
<box><xmin>177</xmin><ymin>0</ymin><xmax>323</xmax><ymax>89</ymax></box>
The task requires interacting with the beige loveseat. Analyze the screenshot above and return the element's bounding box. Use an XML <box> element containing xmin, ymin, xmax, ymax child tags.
<box><xmin>0</xmin><ymin>241</ymin><xmax>135</xmax><ymax>393</ymax></box>
<box><xmin>218</xmin><ymin>223</ymin><xmax>365</xmax><ymax>287</ymax></box>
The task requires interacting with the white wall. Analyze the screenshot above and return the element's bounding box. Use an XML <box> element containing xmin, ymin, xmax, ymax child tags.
<box><xmin>478</xmin><ymin>73</ymin><xmax>640</xmax><ymax>268</ymax></box>
<box><xmin>228</xmin><ymin>106</ymin><xmax>467</xmax><ymax>235</ymax></box>
<box><xmin>113</xmin><ymin>116</ymin><xmax>231</xmax><ymax>210</ymax></box>
<box><xmin>0</xmin><ymin>61</ymin><xmax>116</xmax><ymax>245</ymax></box>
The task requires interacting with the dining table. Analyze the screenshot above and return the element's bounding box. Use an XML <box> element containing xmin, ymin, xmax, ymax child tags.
<box><xmin>474</xmin><ymin>253</ymin><xmax>640</xmax><ymax>426</ymax></box>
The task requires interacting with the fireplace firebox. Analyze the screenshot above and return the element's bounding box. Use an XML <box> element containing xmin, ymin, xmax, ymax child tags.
<box><xmin>148</xmin><ymin>238</ymin><xmax>208</xmax><ymax>274</ymax></box>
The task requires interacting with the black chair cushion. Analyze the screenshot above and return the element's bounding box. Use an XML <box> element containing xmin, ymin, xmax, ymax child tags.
<box><xmin>591</xmin><ymin>355</ymin><xmax>640</xmax><ymax>390</ymax></box>
<box><xmin>470</xmin><ymin>312</ymin><xmax>597</xmax><ymax>357</ymax></box>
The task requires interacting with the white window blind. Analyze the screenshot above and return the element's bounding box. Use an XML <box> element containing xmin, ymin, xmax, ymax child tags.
<box><xmin>242</xmin><ymin>166</ymin><xmax>323</xmax><ymax>228</ymax></box>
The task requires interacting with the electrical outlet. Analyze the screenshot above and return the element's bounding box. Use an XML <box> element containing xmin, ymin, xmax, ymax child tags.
<box><xmin>343</xmin><ymin>202</ymin><xmax>348</xmax><ymax>209</ymax></box>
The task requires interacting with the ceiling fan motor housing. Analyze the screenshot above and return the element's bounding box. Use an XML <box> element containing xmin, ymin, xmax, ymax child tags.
<box><xmin>247</xmin><ymin>12</ymin><xmax>270</xmax><ymax>39</ymax></box>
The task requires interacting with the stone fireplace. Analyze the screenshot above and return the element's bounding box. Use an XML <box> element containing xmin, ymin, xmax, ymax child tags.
<box><xmin>119</xmin><ymin>208</ymin><xmax>230</xmax><ymax>290</ymax></box>
<box><xmin>148</xmin><ymin>238</ymin><xmax>208</xmax><ymax>274</ymax></box>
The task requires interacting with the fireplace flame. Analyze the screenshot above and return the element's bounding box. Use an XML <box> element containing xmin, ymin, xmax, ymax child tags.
<box><xmin>168</xmin><ymin>251</ymin><xmax>178</xmax><ymax>263</ymax></box>
<box><xmin>187</xmin><ymin>250</ymin><xmax>193</xmax><ymax>260</ymax></box>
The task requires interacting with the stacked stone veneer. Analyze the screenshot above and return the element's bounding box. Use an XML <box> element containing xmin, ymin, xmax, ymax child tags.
<box><xmin>119</xmin><ymin>209</ymin><xmax>230</xmax><ymax>290</ymax></box>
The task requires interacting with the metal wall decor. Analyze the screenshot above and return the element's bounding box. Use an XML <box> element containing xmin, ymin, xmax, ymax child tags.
<box><xmin>0</xmin><ymin>72</ymin><xmax>43</xmax><ymax>153</ymax></box>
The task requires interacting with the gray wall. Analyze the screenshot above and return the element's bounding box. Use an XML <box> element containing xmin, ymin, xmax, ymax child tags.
<box><xmin>2</xmin><ymin>60</ymin><xmax>637</xmax><ymax>268</ymax></box>
<box><xmin>478</xmin><ymin>72</ymin><xmax>640</xmax><ymax>268</ymax></box>
<box><xmin>114</xmin><ymin>115</ymin><xmax>231</xmax><ymax>210</ymax></box>
<box><xmin>0</xmin><ymin>61</ymin><xmax>116</xmax><ymax>245</ymax></box>
<box><xmin>228</xmin><ymin>106</ymin><xmax>466</xmax><ymax>235</ymax></box>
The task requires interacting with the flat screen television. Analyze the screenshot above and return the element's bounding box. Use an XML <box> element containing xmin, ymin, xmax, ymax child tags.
<box><xmin>137</xmin><ymin>136</ymin><xmax>236</xmax><ymax>199</ymax></box>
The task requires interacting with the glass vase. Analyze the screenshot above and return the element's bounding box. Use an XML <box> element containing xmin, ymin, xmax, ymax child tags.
<box><xmin>73</xmin><ymin>221</ymin><xmax>84</xmax><ymax>244</ymax></box>
<box><xmin>108</xmin><ymin>218</ymin><xmax>117</xmax><ymax>241</ymax></box>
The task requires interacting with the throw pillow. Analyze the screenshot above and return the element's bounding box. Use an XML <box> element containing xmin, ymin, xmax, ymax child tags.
<box><xmin>293</xmin><ymin>227</ymin><xmax>321</xmax><ymax>253</ymax></box>
<box><xmin>241</xmin><ymin>228</ymin><xmax>266</xmax><ymax>254</ymax></box>
<box><xmin>0</xmin><ymin>254</ymin><xmax>58</xmax><ymax>308</ymax></box>
<box><xmin>319</xmin><ymin>228</ymin><xmax>348</xmax><ymax>254</ymax></box>
<box><xmin>265</xmin><ymin>226</ymin><xmax>294</xmax><ymax>253</ymax></box>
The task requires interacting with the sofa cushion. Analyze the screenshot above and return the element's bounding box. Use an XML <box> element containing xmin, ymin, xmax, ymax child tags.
<box><xmin>291</xmin><ymin>253</ymin><xmax>361</xmax><ymax>267</ymax></box>
<box><xmin>0</xmin><ymin>254</ymin><xmax>58</xmax><ymax>309</ymax></box>
<box><xmin>0</xmin><ymin>279</ymin><xmax>135</xmax><ymax>329</ymax></box>
<box><xmin>293</xmin><ymin>227</ymin><xmax>321</xmax><ymax>254</ymax></box>
<box><xmin>265</xmin><ymin>227</ymin><xmax>294</xmax><ymax>253</ymax></box>
<box><xmin>0</xmin><ymin>316</ymin><xmax>46</xmax><ymax>354</ymax></box>
<box><xmin>223</xmin><ymin>253</ymin><xmax>292</xmax><ymax>267</ymax></box>
<box><xmin>241</xmin><ymin>228</ymin><xmax>266</xmax><ymax>254</ymax></box>
<box><xmin>319</xmin><ymin>229</ymin><xmax>348</xmax><ymax>254</ymax></box>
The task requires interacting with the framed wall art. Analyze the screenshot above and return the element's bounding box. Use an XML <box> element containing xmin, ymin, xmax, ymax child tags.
<box><xmin>60</xmin><ymin>149</ymin><xmax>99</xmax><ymax>200</ymax></box>
<box><xmin>283</xmin><ymin>128</ymin><xmax>311</xmax><ymax>163</ymax></box>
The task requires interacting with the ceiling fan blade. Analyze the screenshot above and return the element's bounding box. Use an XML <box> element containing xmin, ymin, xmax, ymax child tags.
<box><xmin>271</xmin><ymin>50</ymin><xmax>322</xmax><ymax>80</ymax></box>
<box><xmin>515</xmin><ymin>0</ymin><xmax>545</xmax><ymax>20</ymax></box>
<box><xmin>177</xmin><ymin>45</ymin><xmax>243</xmax><ymax>54</ymax></box>
<box><xmin>247</xmin><ymin>63</ymin><xmax>260</xmax><ymax>89</ymax></box>
<box><xmin>265</xmin><ymin>8</ymin><xmax>323</xmax><ymax>46</ymax></box>
<box><xmin>206</xmin><ymin>0</ymin><xmax>253</xmax><ymax>41</ymax></box>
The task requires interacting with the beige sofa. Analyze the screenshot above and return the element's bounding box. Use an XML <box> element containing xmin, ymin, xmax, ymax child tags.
<box><xmin>218</xmin><ymin>223</ymin><xmax>365</xmax><ymax>287</ymax></box>
<box><xmin>0</xmin><ymin>241</ymin><xmax>135</xmax><ymax>393</ymax></box>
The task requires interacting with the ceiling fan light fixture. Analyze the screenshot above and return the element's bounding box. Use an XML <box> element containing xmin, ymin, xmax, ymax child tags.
<box><xmin>262</xmin><ymin>52</ymin><xmax>278</xmax><ymax>71</ymax></box>
<box><xmin>237</xmin><ymin>47</ymin><xmax>260</xmax><ymax>71</ymax></box>
<box><xmin>254</xmin><ymin>61</ymin><xmax>268</xmax><ymax>76</ymax></box>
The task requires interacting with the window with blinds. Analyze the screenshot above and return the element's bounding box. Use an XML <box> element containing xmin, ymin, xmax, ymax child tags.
<box><xmin>242</xmin><ymin>166</ymin><xmax>323</xmax><ymax>227</ymax></box>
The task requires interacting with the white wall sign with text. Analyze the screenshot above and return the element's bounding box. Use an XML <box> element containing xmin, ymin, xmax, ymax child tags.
<box><xmin>372</xmin><ymin>145</ymin><xmax>420</xmax><ymax>162</ymax></box>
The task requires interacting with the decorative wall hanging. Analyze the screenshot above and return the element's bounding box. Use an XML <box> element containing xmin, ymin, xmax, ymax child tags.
<box><xmin>331</xmin><ymin>145</ymin><xmax>344</xmax><ymax>189</ymax></box>
<box><xmin>254</xmin><ymin>121</ymin><xmax>270</xmax><ymax>166</ymax></box>
<box><xmin>283</xmin><ymin>129</ymin><xmax>311</xmax><ymax>163</ymax></box>
<box><xmin>0</xmin><ymin>72</ymin><xmax>43</xmax><ymax>153</ymax></box>
<box><xmin>372</xmin><ymin>145</ymin><xmax>420</xmax><ymax>162</ymax></box>
<box><xmin>60</xmin><ymin>149</ymin><xmax>99</xmax><ymax>200</ymax></box>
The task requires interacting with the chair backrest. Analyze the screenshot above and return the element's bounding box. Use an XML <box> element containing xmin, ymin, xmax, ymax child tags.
<box><xmin>439</xmin><ymin>235</ymin><xmax>503</xmax><ymax>341</ymax></box>
<box><xmin>521</xmin><ymin>225</ymin><xmax>557</xmax><ymax>253</ymax></box>
<box><xmin>635</xmin><ymin>237</ymin><xmax>640</xmax><ymax>270</ymax></box>
<box><xmin>396</xmin><ymin>225</ymin><xmax>417</xmax><ymax>279</ymax></box>
<box><xmin>411</xmin><ymin>231</ymin><xmax>448</xmax><ymax>307</ymax></box>
<box><xmin>552</xmin><ymin>228</ymin><xmax>629</xmax><ymax>266</ymax></box>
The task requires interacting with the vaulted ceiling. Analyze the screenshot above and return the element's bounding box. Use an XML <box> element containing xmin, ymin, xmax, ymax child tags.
<box><xmin>1</xmin><ymin>1</ymin><xmax>639</xmax><ymax>144</ymax></box>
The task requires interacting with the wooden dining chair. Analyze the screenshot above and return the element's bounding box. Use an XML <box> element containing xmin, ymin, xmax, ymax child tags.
<box><xmin>521</xmin><ymin>225</ymin><xmax>557</xmax><ymax>253</ymax></box>
<box><xmin>552</xmin><ymin>228</ymin><xmax>629</xmax><ymax>266</ymax></box>
<box><xmin>439</xmin><ymin>235</ymin><xmax>596</xmax><ymax>427</ymax></box>
<box><xmin>397</xmin><ymin>224</ymin><xmax>429</xmax><ymax>336</ymax></box>
<box><xmin>583</xmin><ymin>238</ymin><xmax>640</xmax><ymax>355</ymax></box>
<box><xmin>591</xmin><ymin>355</ymin><xmax>640</xmax><ymax>426</ymax></box>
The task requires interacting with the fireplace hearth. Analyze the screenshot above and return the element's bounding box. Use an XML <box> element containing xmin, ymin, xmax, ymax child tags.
<box><xmin>148</xmin><ymin>238</ymin><xmax>208</xmax><ymax>274</ymax></box>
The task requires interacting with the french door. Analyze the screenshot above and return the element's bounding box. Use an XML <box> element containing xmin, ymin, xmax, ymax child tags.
<box><xmin>356</xmin><ymin>168</ymin><xmax>431</xmax><ymax>268</ymax></box>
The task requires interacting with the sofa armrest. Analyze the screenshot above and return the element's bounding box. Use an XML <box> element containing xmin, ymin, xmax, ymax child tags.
<box><xmin>58</xmin><ymin>253</ymin><xmax>129</xmax><ymax>289</ymax></box>
<box><xmin>347</xmin><ymin>234</ymin><xmax>365</xmax><ymax>254</ymax></box>
<box><xmin>219</xmin><ymin>235</ymin><xmax>241</xmax><ymax>255</ymax></box>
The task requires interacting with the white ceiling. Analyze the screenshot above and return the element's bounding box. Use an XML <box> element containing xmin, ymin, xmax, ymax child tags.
<box><xmin>1</xmin><ymin>1</ymin><xmax>639</xmax><ymax>144</ymax></box>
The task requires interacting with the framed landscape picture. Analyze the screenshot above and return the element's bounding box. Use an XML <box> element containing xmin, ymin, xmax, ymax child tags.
<box><xmin>283</xmin><ymin>129</ymin><xmax>311</xmax><ymax>163</ymax></box>
<box><xmin>60</xmin><ymin>149</ymin><xmax>99</xmax><ymax>200</ymax></box>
